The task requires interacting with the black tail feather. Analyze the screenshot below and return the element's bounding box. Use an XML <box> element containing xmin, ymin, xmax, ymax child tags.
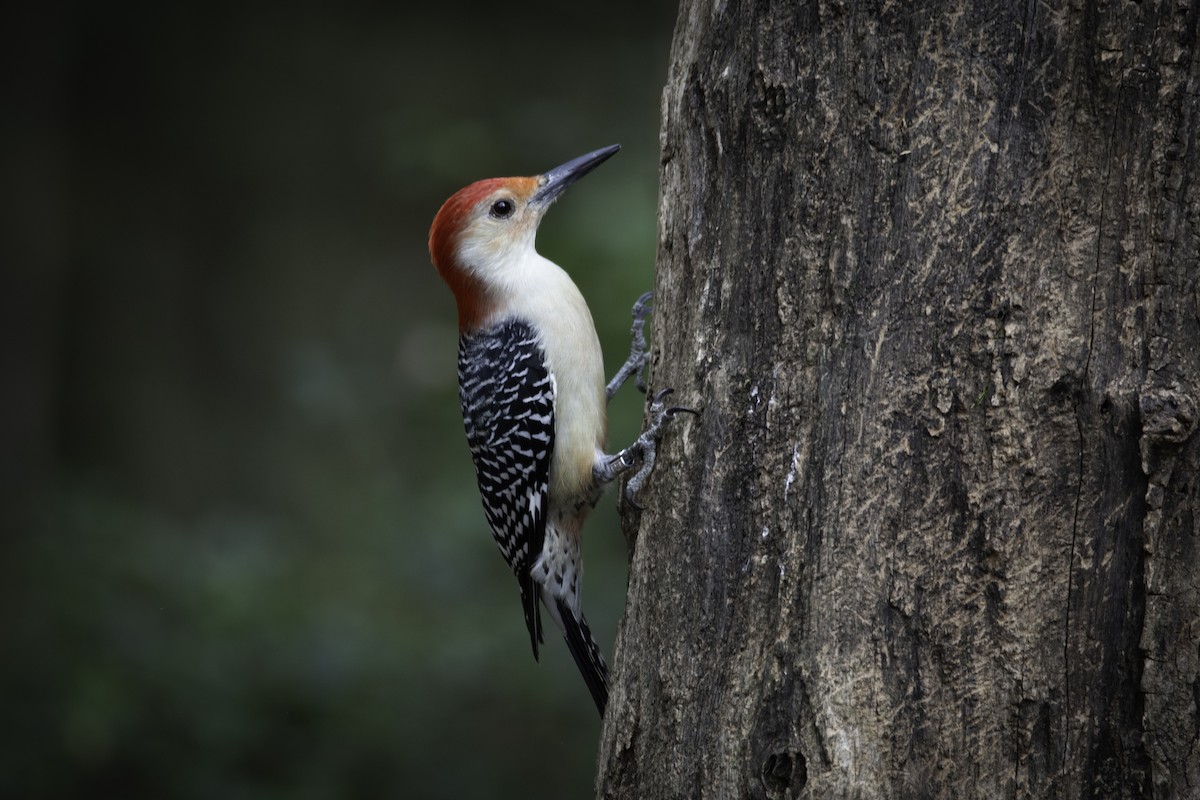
<box><xmin>521</xmin><ymin>579</ymin><xmax>544</xmax><ymax>659</ymax></box>
<box><xmin>556</xmin><ymin>598</ymin><xmax>610</xmax><ymax>716</ymax></box>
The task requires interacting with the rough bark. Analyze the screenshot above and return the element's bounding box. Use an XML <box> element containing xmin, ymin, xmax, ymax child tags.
<box><xmin>598</xmin><ymin>1</ymin><xmax>1200</xmax><ymax>798</ymax></box>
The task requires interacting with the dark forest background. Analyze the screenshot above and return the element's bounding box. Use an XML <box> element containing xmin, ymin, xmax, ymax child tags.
<box><xmin>2</xmin><ymin>2</ymin><xmax>676</xmax><ymax>797</ymax></box>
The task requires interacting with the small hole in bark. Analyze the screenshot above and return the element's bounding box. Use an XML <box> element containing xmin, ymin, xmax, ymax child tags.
<box><xmin>1049</xmin><ymin>376</ymin><xmax>1073</xmax><ymax>395</ymax></box>
<box><xmin>761</xmin><ymin>749</ymin><xmax>806</xmax><ymax>796</ymax></box>
<box><xmin>1047</xmin><ymin>373</ymin><xmax>1083</xmax><ymax>404</ymax></box>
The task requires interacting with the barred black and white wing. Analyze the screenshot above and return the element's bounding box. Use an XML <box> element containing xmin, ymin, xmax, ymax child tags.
<box><xmin>457</xmin><ymin>319</ymin><xmax>555</xmax><ymax>658</ymax></box>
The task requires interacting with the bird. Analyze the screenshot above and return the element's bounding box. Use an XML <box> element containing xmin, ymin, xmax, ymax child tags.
<box><xmin>427</xmin><ymin>144</ymin><xmax>690</xmax><ymax>715</ymax></box>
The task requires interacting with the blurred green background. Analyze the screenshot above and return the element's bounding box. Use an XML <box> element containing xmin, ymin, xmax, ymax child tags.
<box><xmin>2</xmin><ymin>2</ymin><xmax>676</xmax><ymax>797</ymax></box>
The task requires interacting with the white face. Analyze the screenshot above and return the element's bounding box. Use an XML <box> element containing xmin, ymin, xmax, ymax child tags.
<box><xmin>456</xmin><ymin>184</ymin><xmax>545</xmax><ymax>287</ymax></box>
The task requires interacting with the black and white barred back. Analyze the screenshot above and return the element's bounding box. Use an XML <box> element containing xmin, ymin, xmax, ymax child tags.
<box><xmin>457</xmin><ymin>319</ymin><xmax>555</xmax><ymax>656</ymax></box>
<box><xmin>458</xmin><ymin>318</ymin><xmax>611</xmax><ymax>714</ymax></box>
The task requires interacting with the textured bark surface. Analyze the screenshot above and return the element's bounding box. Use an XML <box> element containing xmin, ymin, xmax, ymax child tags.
<box><xmin>597</xmin><ymin>1</ymin><xmax>1200</xmax><ymax>798</ymax></box>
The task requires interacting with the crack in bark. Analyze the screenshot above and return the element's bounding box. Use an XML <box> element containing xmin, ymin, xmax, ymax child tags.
<box><xmin>1061</xmin><ymin>97</ymin><xmax>1117</xmax><ymax>775</ymax></box>
<box><xmin>1063</xmin><ymin>389</ymin><xmax>1087</xmax><ymax>772</ymax></box>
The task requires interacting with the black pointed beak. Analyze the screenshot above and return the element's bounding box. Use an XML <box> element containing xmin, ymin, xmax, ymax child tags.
<box><xmin>530</xmin><ymin>144</ymin><xmax>621</xmax><ymax>206</ymax></box>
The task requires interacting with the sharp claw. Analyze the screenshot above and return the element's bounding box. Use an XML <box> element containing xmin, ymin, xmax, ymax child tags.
<box><xmin>613</xmin><ymin>384</ymin><xmax>696</xmax><ymax>507</ymax></box>
<box><xmin>632</xmin><ymin>291</ymin><xmax>654</xmax><ymax>318</ymax></box>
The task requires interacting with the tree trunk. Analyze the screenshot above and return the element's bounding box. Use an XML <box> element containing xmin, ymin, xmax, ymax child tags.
<box><xmin>598</xmin><ymin>1</ymin><xmax>1200</xmax><ymax>798</ymax></box>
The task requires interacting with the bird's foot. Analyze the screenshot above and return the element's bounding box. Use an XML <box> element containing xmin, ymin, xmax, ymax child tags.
<box><xmin>605</xmin><ymin>291</ymin><xmax>654</xmax><ymax>403</ymax></box>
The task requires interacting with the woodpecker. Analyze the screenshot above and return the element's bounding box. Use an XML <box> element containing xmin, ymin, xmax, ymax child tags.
<box><xmin>428</xmin><ymin>144</ymin><xmax>689</xmax><ymax>715</ymax></box>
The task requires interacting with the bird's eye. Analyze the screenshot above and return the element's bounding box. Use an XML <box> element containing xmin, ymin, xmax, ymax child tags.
<box><xmin>489</xmin><ymin>199</ymin><xmax>515</xmax><ymax>219</ymax></box>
